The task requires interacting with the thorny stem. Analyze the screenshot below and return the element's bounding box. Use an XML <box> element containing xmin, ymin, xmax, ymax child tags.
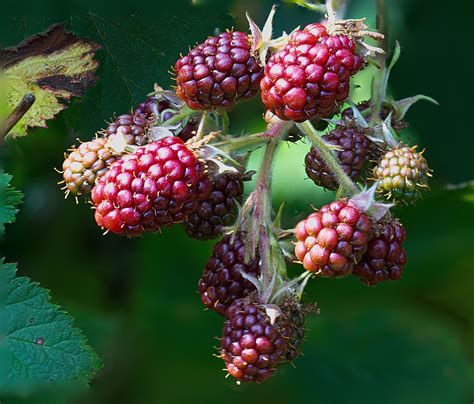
<box><xmin>0</xmin><ymin>93</ymin><xmax>36</xmax><ymax>143</ymax></box>
<box><xmin>242</xmin><ymin>121</ymin><xmax>292</xmax><ymax>296</ymax></box>
<box><xmin>297</xmin><ymin>120</ymin><xmax>359</xmax><ymax>195</ymax></box>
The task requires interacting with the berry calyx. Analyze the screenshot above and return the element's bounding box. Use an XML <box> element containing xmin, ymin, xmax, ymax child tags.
<box><xmin>62</xmin><ymin>137</ymin><xmax>116</xmax><ymax>197</ymax></box>
<box><xmin>219</xmin><ymin>298</ymin><xmax>291</xmax><ymax>383</ymax></box>
<box><xmin>174</xmin><ymin>31</ymin><xmax>264</xmax><ymax>110</ymax></box>
<box><xmin>373</xmin><ymin>145</ymin><xmax>431</xmax><ymax>203</ymax></box>
<box><xmin>353</xmin><ymin>219</ymin><xmax>406</xmax><ymax>285</ymax></box>
<box><xmin>199</xmin><ymin>232</ymin><xmax>260</xmax><ymax>315</ymax></box>
<box><xmin>184</xmin><ymin>172</ymin><xmax>244</xmax><ymax>240</ymax></box>
<box><xmin>294</xmin><ymin>200</ymin><xmax>371</xmax><ymax>277</ymax></box>
<box><xmin>91</xmin><ymin>136</ymin><xmax>211</xmax><ymax>236</ymax></box>
<box><xmin>305</xmin><ymin>123</ymin><xmax>371</xmax><ymax>191</ymax></box>
<box><xmin>260</xmin><ymin>23</ymin><xmax>362</xmax><ymax>122</ymax></box>
<box><xmin>135</xmin><ymin>95</ymin><xmax>199</xmax><ymax>141</ymax></box>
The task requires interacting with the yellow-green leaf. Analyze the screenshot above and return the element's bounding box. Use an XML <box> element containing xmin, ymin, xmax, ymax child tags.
<box><xmin>0</xmin><ymin>24</ymin><xmax>100</xmax><ymax>138</ymax></box>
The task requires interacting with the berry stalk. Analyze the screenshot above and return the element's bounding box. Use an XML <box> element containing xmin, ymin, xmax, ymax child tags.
<box><xmin>297</xmin><ymin>120</ymin><xmax>359</xmax><ymax>194</ymax></box>
<box><xmin>242</xmin><ymin>121</ymin><xmax>292</xmax><ymax>294</ymax></box>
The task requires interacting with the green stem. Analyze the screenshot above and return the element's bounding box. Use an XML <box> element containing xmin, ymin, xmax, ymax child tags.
<box><xmin>195</xmin><ymin>111</ymin><xmax>208</xmax><ymax>140</ymax></box>
<box><xmin>297</xmin><ymin>120</ymin><xmax>359</xmax><ymax>195</ymax></box>
<box><xmin>248</xmin><ymin>122</ymin><xmax>292</xmax><ymax>295</ymax></box>
<box><xmin>160</xmin><ymin>105</ymin><xmax>196</xmax><ymax>127</ymax></box>
<box><xmin>218</xmin><ymin>110</ymin><xmax>229</xmax><ymax>137</ymax></box>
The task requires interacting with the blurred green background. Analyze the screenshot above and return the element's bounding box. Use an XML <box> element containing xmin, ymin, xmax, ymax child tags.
<box><xmin>1</xmin><ymin>0</ymin><xmax>474</xmax><ymax>402</ymax></box>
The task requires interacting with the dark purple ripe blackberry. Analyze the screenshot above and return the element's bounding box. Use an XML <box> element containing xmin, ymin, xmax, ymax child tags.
<box><xmin>353</xmin><ymin>219</ymin><xmax>407</xmax><ymax>285</ymax></box>
<box><xmin>305</xmin><ymin>124</ymin><xmax>371</xmax><ymax>191</ymax></box>
<box><xmin>174</xmin><ymin>31</ymin><xmax>264</xmax><ymax>110</ymax></box>
<box><xmin>219</xmin><ymin>298</ymin><xmax>290</xmax><ymax>383</ymax></box>
<box><xmin>282</xmin><ymin>301</ymin><xmax>306</xmax><ymax>362</ymax></box>
<box><xmin>199</xmin><ymin>233</ymin><xmax>260</xmax><ymax>315</ymax></box>
<box><xmin>105</xmin><ymin>113</ymin><xmax>149</xmax><ymax>146</ymax></box>
<box><xmin>184</xmin><ymin>173</ymin><xmax>243</xmax><ymax>240</ymax></box>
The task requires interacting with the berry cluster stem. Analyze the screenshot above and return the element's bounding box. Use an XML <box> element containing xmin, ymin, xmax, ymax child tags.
<box><xmin>241</xmin><ymin>121</ymin><xmax>292</xmax><ymax>295</ymax></box>
<box><xmin>297</xmin><ymin>120</ymin><xmax>359</xmax><ymax>195</ymax></box>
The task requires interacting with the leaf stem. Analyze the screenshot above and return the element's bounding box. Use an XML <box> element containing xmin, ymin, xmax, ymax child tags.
<box><xmin>0</xmin><ymin>94</ymin><xmax>36</xmax><ymax>142</ymax></box>
<box><xmin>160</xmin><ymin>105</ymin><xmax>197</xmax><ymax>127</ymax></box>
<box><xmin>297</xmin><ymin>120</ymin><xmax>359</xmax><ymax>195</ymax></box>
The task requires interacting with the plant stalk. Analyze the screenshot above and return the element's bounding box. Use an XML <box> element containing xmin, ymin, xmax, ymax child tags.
<box><xmin>297</xmin><ymin>120</ymin><xmax>359</xmax><ymax>194</ymax></box>
<box><xmin>0</xmin><ymin>93</ymin><xmax>36</xmax><ymax>142</ymax></box>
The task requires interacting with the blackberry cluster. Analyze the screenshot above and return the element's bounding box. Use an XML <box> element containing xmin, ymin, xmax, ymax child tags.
<box><xmin>62</xmin><ymin>138</ymin><xmax>116</xmax><ymax>197</ymax></box>
<box><xmin>199</xmin><ymin>233</ymin><xmax>260</xmax><ymax>315</ymax></box>
<box><xmin>174</xmin><ymin>31</ymin><xmax>264</xmax><ymax>110</ymax></box>
<box><xmin>294</xmin><ymin>200</ymin><xmax>371</xmax><ymax>277</ymax></box>
<box><xmin>305</xmin><ymin>123</ymin><xmax>371</xmax><ymax>191</ymax></box>
<box><xmin>354</xmin><ymin>219</ymin><xmax>407</xmax><ymax>285</ymax></box>
<box><xmin>373</xmin><ymin>145</ymin><xmax>430</xmax><ymax>203</ymax></box>
<box><xmin>91</xmin><ymin>137</ymin><xmax>211</xmax><ymax>236</ymax></box>
<box><xmin>220</xmin><ymin>299</ymin><xmax>292</xmax><ymax>383</ymax></box>
<box><xmin>261</xmin><ymin>23</ymin><xmax>362</xmax><ymax>122</ymax></box>
<box><xmin>184</xmin><ymin>172</ymin><xmax>244</xmax><ymax>240</ymax></box>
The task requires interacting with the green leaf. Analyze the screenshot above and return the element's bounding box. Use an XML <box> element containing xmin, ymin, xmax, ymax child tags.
<box><xmin>0</xmin><ymin>260</ymin><xmax>102</xmax><ymax>397</ymax></box>
<box><xmin>0</xmin><ymin>171</ymin><xmax>23</xmax><ymax>237</ymax></box>
<box><xmin>0</xmin><ymin>24</ymin><xmax>100</xmax><ymax>138</ymax></box>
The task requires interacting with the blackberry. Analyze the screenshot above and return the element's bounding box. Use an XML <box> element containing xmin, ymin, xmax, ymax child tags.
<box><xmin>91</xmin><ymin>136</ymin><xmax>211</xmax><ymax>236</ymax></box>
<box><xmin>294</xmin><ymin>200</ymin><xmax>371</xmax><ymax>277</ymax></box>
<box><xmin>261</xmin><ymin>23</ymin><xmax>362</xmax><ymax>122</ymax></box>
<box><xmin>105</xmin><ymin>113</ymin><xmax>149</xmax><ymax>146</ymax></box>
<box><xmin>373</xmin><ymin>145</ymin><xmax>431</xmax><ymax>203</ymax></box>
<box><xmin>184</xmin><ymin>173</ymin><xmax>244</xmax><ymax>240</ymax></box>
<box><xmin>353</xmin><ymin>219</ymin><xmax>407</xmax><ymax>285</ymax></box>
<box><xmin>219</xmin><ymin>298</ymin><xmax>290</xmax><ymax>383</ymax></box>
<box><xmin>174</xmin><ymin>31</ymin><xmax>264</xmax><ymax>110</ymax></box>
<box><xmin>305</xmin><ymin>123</ymin><xmax>371</xmax><ymax>191</ymax></box>
<box><xmin>62</xmin><ymin>137</ymin><xmax>116</xmax><ymax>197</ymax></box>
<box><xmin>199</xmin><ymin>232</ymin><xmax>260</xmax><ymax>315</ymax></box>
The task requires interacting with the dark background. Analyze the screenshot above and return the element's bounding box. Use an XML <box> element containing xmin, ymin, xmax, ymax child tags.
<box><xmin>1</xmin><ymin>0</ymin><xmax>474</xmax><ymax>402</ymax></box>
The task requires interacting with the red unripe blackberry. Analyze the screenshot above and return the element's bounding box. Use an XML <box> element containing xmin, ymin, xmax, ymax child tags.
<box><xmin>174</xmin><ymin>31</ymin><xmax>264</xmax><ymax>110</ymax></box>
<box><xmin>62</xmin><ymin>138</ymin><xmax>116</xmax><ymax>197</ymax></box>
<box><xmin>353</xmin><ymin>220</ymin><xmax>406</xmax><ymax>285</ymax></box>
<box><xmin>134</xmin><ymin>95</ymin><xmax>199</xmax><ymax>141</ymax></box>
<box><xmin>199</xmin><ymin>233</ymin><xmax>260</xmax><ymax>315</ymax></box>
<box><xmin>220</xmin><ymin>299</ymin><xmax>291</xmax><ymax>383</ymax></box>
<box><xmin>184</xmin><ymin>173</ymin><xmax>243</xmax><ymax>240</ymax></box>
<box><xmin>294</xmin><ymin>200</ymin><xmax>371</xmax><ymax>277</ymax></box>
<box><xmin>373</xmin><ymin>145</ymin><xmax>430</xmax><ymax>203</ymax></box>
<box><xmin>105</xmin><ymin>113</ymin><xmax>149</xmax><ymax>146</ymax></box>
<box><xmin>305</xmin><ymin>124</ymin><xmax>371</xmax><ymax>191</ymax></box>
<box><xmin>260</xmin><ymin>23</ymin><xmax>362</xmax><ymax>122</ymax></box>
<box><xmin>91</xmin><ymin>136</ymin><xmax>211</xmax><ymax>236</ymax></box>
